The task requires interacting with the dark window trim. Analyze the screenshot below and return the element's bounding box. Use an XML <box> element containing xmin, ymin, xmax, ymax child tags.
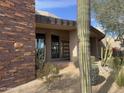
<box><xmin>51</xmin><ymin>35</ymin><xmax>60</xmax><ymax>58</ymax></box>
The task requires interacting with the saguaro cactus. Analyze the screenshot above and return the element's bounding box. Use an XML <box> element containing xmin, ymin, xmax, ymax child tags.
<box><xmin>77</xmin><ymin>0</ymin><xmax>92</xmax><ymax>93</ymax></box>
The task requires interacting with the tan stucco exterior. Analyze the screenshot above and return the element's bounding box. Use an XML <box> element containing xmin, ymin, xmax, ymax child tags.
<box><xmin>35</xmin><ymin>14</ymin><xmax>105</xmax><ymax>62</ymax></box>
<box><xmin>69</xmin><ymin>30</ymin><xmax>103</xmax><ymax>62</ymax></box>
<box><xmin>69</xmin><ymin>30</ymin><xmax>78</xmax><ymax>62</ymax></box>
<box><xmin>36</xmin><ymin>27</ymin><xmax>104</xmax><ymax>62</ymax></box>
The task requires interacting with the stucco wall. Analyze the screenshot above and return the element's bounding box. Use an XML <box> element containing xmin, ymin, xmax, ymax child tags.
<box><xmin>0</xmin><ymin>0</ymin><xmax>35</xmax><ymax>91</ymax></box>
<box><xmin>36</xmin><ymin>28</ymin><xmax>104</xmax><ymax>63</ymax></box>
<box><xmin>90</xmin><ymin>38</ymin><xmax>98</xmax><ymax>58</ymax></box>
<box><xmin>36</xmin><ymin>28</ymin><xmax>69</xmax><ymax>62</ymax></box>
<box><xmin>70</xmin><ymin>31</ymin><xmax>102</xmax><ymax>61</ymax></box>
<box><xmin>69</xmin><ymin>31</ymin><xmax>78</xmax><ymax>62</ymax></box>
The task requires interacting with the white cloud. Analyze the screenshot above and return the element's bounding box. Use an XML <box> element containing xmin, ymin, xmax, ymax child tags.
<box><xmin>36</xmin><ymin>0</ymin><xmax>76</xmax><ymax>9</ymax></box>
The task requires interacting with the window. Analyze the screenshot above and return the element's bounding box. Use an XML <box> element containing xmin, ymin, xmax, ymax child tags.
<box><xmin>36</xmin><ymin>34</ymin><xmax>45</xmax><ymax>71</ymax></box>
<box><xmin>51</xmin><ymin>35</ymin><xmax>60</xmax><ymax>58</ymax></box>
<box><xmin>36</xmin><ymin>34</ymin><xmax>45</xmax><ymax>64</ymax></box>
<box><xmin>36</xmin><ymin>34</ymin><xmax>45</xmax><ymax>49</ymax></box>
<box><xmin>61</xmin><ymin>41</ymin><xmax>70</xmax><ymax>59</ymax></box>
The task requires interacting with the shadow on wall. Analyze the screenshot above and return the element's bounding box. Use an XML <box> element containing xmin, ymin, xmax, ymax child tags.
<box><xmin>72</xmin><ymin>56</ymin><xmax>79</xmax><ymax>68</ymax></box>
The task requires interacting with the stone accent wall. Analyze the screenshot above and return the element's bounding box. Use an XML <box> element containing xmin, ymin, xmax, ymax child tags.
<box><xmin>0</xmin><ymin>0</ymin><xmax>35</xmax><ymax>91</ymax></box>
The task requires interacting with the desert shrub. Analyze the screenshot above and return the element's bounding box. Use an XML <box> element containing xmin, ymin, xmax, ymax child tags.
<box><xmin>91</xmin><ymin>64</ymin><xmax>99</xmax><ymax>76</ymax></box>
<box><xmin>36</xmin><ymin>63</ymin><xmax>60</xmax><ymax>80</ymax></box>
<box><xmin>91</xmin><ymin>64</ymin><xmax>99</xmax><ymax>85</ymax></box>
<box><xmin>120</xmin><ymin>57</ymin><xmax>124</xmax><ymax>65</ymax></box>
<box><xmin>109</xmin><ymin>57</ymin><xmax>124</xmax><ymax>87</ymax></box>
<box><xmin>90</xmin><ymin>56</ymin><xmax>99</xmax><ymax>85</ymax></box>
<box><xmin>110</xmin><ymin>57</ymin><xmax>121</xmax><ymax>71</ymax></box>
<box><xmin>90</xmin><ymin>56</ymin><xmax>96</xmax><ymax>63</ymax></box>
<box><xmin>109</xmin><ymin>57</ymin><xmax>124</xmax><ymax>72</ymax></box>
<box><xmin>116</xmin><ymin>66</ymin><xmax>124</xmax><ymax>87</ymax></box>
<box><xmin>36</xmin><ymin>48</ymin><xmax>46</xmax><ymax>71</ymax></box>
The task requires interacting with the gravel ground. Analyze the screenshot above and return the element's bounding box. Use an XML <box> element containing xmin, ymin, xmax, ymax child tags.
<box><xmin>35</xmin><ymin>63</ymin><xmax>124</xmax><ymax>93</ymax></box>
<box><xmin>3</xmin><ymin>62</ymin><xmax>124</xmax><ymax>93</ymax></box>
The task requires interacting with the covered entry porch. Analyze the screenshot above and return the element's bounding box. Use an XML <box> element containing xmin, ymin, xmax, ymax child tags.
<box><xmin>36</xmin><ymin>14</ymin><xmax>76</xmax><ymax>62</ymax></box>
<box><xmin>35</xmin><ymin>14</ymin><xmax>105</xmax><ymax>63</ymax></box>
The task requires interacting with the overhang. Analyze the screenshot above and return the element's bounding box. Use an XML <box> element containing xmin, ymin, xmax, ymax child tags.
<box><xmin>36</xmin><ymin>15</ymin><xmax>76</xmax><ymax>31</ymax></box>
<box><xmin>36</xmin><ymin>14</ymin><xmax>105</xmax><ymax>40</ymax></box>
<box><xmin>90</xmin><ymin>26</ymin><xmax>105</xmax><ymax>40</ymax></box>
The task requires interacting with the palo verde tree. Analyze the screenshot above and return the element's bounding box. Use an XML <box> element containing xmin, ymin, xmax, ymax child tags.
<box><xmin>91</xmin><ymin>0</ymin><xmax>124</xmax><ymax>41</ymax></box>
<box><xmin>92</xmin><ymin>0</ymin><xmax>124</xmax><ymax>87</ymax></box>
<box><xmin>77</xmin><ymin>0</ymin><xmax>92</xmax><ymax>93</ymax></box>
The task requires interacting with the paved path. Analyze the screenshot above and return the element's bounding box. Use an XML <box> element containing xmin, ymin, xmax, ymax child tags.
<box><xmin>2</xmin><ymin>79</ymin><xmax>44</xmax><ymax>93</ymax></box>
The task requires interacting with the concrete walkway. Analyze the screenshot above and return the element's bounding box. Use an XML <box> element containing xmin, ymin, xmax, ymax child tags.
<box><xmin>2</xmin><ymin>79</ymin><xmax>44</xmax><ymax>93</ymax></box>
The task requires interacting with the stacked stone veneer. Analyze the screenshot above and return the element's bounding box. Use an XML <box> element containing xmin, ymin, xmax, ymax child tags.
<box><xmin>0</xmin><ymin>0</ymin><xmax>35</xmax><ymax>91</ymax></box>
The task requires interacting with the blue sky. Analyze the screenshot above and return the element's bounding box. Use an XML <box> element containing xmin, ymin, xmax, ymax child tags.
<box><xmin>35</xmin><ymin>0</ymin><xmax>98</xmax><ymax>27</ymax></box>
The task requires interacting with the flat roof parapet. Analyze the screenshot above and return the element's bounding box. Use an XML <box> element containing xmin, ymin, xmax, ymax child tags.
<box><xmin>36</xmin><ymin>15</ymin><xmax>76</xmax><ymax>27</ymax></box>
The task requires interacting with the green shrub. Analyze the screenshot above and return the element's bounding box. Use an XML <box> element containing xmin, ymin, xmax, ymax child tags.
<box><xmin>109</xmin><ymin>57</ymin><xmax>124</xmax><ymax>87</ymax></box>
<box><xmin>109</xmin><ymin>57</ymin><xmax>124</xmax><ymax>72</ymax></box>
<box><xmin>112</xmin><ymin>57</ymin><xmax>121</xmax><ymax>70</ymax></box>
<box><xmin>114</xmin><ymin>57</ymin><xmax>122</xmax><ymax>64</ymax></box>
<box><xmin>116</xmin><ymin>66</ymin><xmax>124</xmax><ymax>87</ymax></box>
<box><xmin>120</xmin><ymin>57</ymin><xmax>124</xmax><ymax>65</ymax></box>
